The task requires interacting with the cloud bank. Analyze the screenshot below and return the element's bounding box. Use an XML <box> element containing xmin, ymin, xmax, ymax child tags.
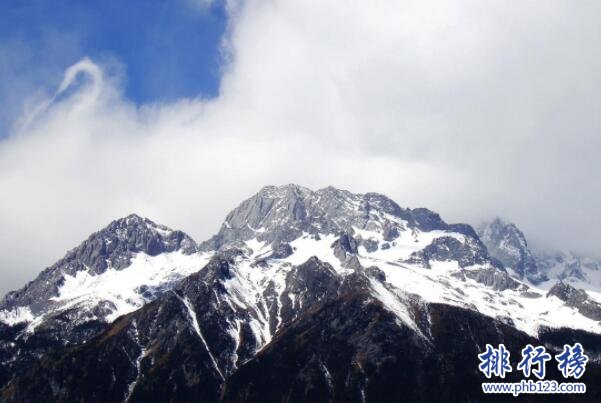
<box><xmin>1</xmin><ymin>0</ymin><xmax>601</xmax><ymax>294</ymax></box>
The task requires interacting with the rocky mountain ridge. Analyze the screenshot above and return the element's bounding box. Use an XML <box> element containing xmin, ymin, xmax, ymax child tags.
<box><xmin>1</xmin><ymin>185</ymin><xmax>601</xmax><ymax>402</ymax></box>
<box><xmin>478</xmin><ymin>217</ymin><xmax>601</xmax><ymax>291</ymax></box>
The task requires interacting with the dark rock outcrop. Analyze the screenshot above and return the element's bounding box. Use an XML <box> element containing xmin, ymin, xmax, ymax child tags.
<box><xmin>547</xmin><ymin>281</ymin><xmax>601</xmax><ymax>321</ymax></box>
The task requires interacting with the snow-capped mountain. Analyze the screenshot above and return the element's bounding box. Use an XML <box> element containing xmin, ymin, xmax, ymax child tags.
<box><xmin>0</xmin><ymin>214</ymin><xmax>208</xmax><ymax>332</ymax></box>
<box><xmin>477</xmin><ymin>217</ymin><xmax>546</xmax><ymax>284</ymax></box>
<box><xmin>0</xmin><ymin>214</ymin><xmax>210</xmax><ymax>388</ymax></box>
<box><xmin>2</xmin><ymin>185</ymin><xmax>601</xmax><ymax>402</ymax></box>
<box><xmin>478</xmin><ymin>217</ymin><xmax>601</xmax><ymax>293</ymax></box>
<box><xmin>537</xmin><ymin>250</ymin><xmax>601</xmax><ymax>289</ymax></box>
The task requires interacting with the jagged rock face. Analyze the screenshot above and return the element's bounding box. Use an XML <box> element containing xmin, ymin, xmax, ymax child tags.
<box><xmin>1</xmin><ymin>252</ymin><xmax>246</xmax><ymax>403</ymax></box>
<box><xmin>0</xmin><ymin>214</ymin><xmax>205</xmax><ymax>391</ymax></box>
<box><xmin>202</xmin><ymin>185</ymin><xmax>493</xmax><ymax>272</ymax></box>
<box><xmin>3</xmin><ymin>244</ymin><xmax>601</xmax><ymax>403</ymax></box>
<box><xmin>462</xmin><ymin>267</ymin><xmax>520</xmax><ymax>292</ymax></box>
<box><xmin>547</xmin><ymin>281</ymin><xmax>601</xmax><ymax>321</ymax></box>
<box><xmin>478</xmin><ymin>218</ymin><xmax>601</xmax><ymax>289</ymax></box>
<box><xmin>203</xmin><ymin>185</ymin><xmax>467</xmax><ymax>251</ymax></box>
<box><xmin>0</xmin><ymin>254</ymin><xmax>360</xmax><ymax>403</ymax></box>
<box><xmin>0</xmin><ymin>214</ymin><xmax>197</xmax><ymax>314</ymax></box>
<box><xmin>222</xmin><ymin>288</ymin><xmax>434</xmax><ymax>403</ymax></box>
<box><xmin>8</xmin><ymin>267</ymin><xmax>600</xmax><ymax>403</ymax></box>
<box><xmin>406</xmin><ymin>236</ymin><xmax>490</xmax><ymax>269</ymax></box>
<box><xmin>4</xmin><ymin>185</ymin><xmax>601</xmax><ymax>402</ymax></box>
<box><xmin>477</xmin><ymin>218</ymin><xmax>546</xmax><ymax>283</ymax></box>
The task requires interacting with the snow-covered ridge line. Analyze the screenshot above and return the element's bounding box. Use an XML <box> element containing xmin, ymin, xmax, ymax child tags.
<box><xmin>51</xmin><ymin>251</ymin><xmax>211</xmax><ymax>321</ymax></box>
<box><xmin>217</xmin><ymin>226</ymin><xmax>601</xmax><ymax>340</ymax></box>
<box><xmin>479</xmin><ymin>217</ymin><xmax>601</xmax><ymax>296</ymax></box>
<box><xmin>0</xmin><ymin>251</ymin><xmax>212</xmax><ymax>328</ymax></box>
<box><xmin>4</xmin><ymin>186</ymin><xmax>601</xmax><ymax>364</ymax></box>
<box><xmin>241</xmin><ymin>233</ymin><xmax>601</xmax><ymax>338</ymax></box>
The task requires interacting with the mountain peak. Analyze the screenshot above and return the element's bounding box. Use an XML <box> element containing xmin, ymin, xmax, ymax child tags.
<box><xmin>257</xmin><ymin>184</ymin><xmax>312</xmax><ymax>198</ymax></box>
<box><xmin>202</xmin><ymin>185</ymin><xmax>447</xmax><ymax>251</ymax></box>
<box><xmin>5</xmin><ymin>187</ymin><xmax>601</xmax><ymax>401</ymax></box>
<box><xmin>477</xmin><ymin>218</ymin><xmax>546</xmax><ymax>284</ymax></box>
<box><xmin>0</xmin><ymin>214</ymin><xmax>198</xmax><ymax>315</ymax></box>
<box><xmin>200</xmin><ymin>186</ymin><xmax>497</xmax><ymax>289</ymax></box>
<box><xmin>109</xmin><ymin>213</ymin><xmax>162</xmax><ymax>230</ymax></box>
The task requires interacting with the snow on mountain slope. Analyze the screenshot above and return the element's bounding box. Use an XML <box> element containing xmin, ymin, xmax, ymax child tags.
<box><xmin>479</xmin><ymin>217</ymin><xmax>601</xmax><ymax>308</ymax></box>
<box><xmin>2</xmin><ymin>188</ymin><xmax>600</xmax><ymax>342</ymax></box>
<box><xmin>235</xmin><ymin>233</ymin><xmax>601</xmax><ymax>339</ymax></box>
<box><xmin>0</xmin><ymin>214</ymin><xmax>208</xmax><ymax>336</ymax></box>
<box><xmin>0</xmin><ymin>307</ymin><xmax>34</xmax><ymax>326</ymax></box>
<box><xmin>46</xmin><ymin>251</ymin><xmax>211</xmax><ymax>323</ymax></box>
<box><xmin>4</xmin><ymin>185</ymin><xmax>601</xmax><ymax>401</ymax></box>
<box><xmin>2</xmin><ymin>186</ymin><xmax>601</xmax><ymax>376</ymax></box>
<box><xmin>198</xmin><ymin>185</ymin><xmax>601</xmax><ymax>340</ymax></box>
<box><xmin>357</xmin><ymin>250</ymin><xmax>601</xmax><ymax>336</ymax></box>
<box><xmin>537</xmin><ymin>250</ymin><xmax>601</xmax><ymax>290</ymax></box>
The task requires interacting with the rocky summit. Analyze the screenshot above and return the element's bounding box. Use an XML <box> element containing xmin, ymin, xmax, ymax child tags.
<box><xmin>1</xmin><ymin>185</ymin><xmax>601</xmax><ymax>402</ymax></box>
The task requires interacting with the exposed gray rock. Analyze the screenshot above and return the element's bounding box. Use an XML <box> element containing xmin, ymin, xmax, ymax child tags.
<box><xmin>382</xmin><ymin>223</ymin><xmax>400</xmax><ymax>241</ymax></box>
<box><xmin>201</xmin><ymin>185</ymin><xmax>484</xmax><ymax>255</ymax></box>
<box><xmin>330</xmin><ymin>233</ymin><xmax>365</xmax><ymax>270</ymax></box>
<box><xmin>5</xmin><ymin>185</ymin><xmax>601</xmax><ymax>402</ymax></box>
<box><xmin>360</xmin><ymin>238</ymin><xmax>379</xmax><ymax>253</ymax></box>
<box><xmin>405</xmin><ymin>236</ymin><xmax>490</xmax><ymax>269</ymax></box>
<box><xmin>408</xmin><ymin>208</ymin><xmax>447</xmax><ymax>231</ymax></box>
<box><xmin>463</xmin><ymin>267</ymin><xmax>520</xmax><ymax>291</ymax></box>
<box><xmin>333</xmin><ymin>233</ymin><xmax>359</xmax><ymax>254</ymax></box>
<box><xmin>201</xmin><ymin>185</ymin><xmax>499</xmax><ymax>277</ymax></box>
<box><xmin>547</xmin><ymin>281</ymin><xmax>601</xmax><ymax>321</ymax></box>
<box><xmin>0</xmin><ymin>214</ymin><xmax>200</xmax><ymax>389</ymax></box>
<box><xmin>364</xmin><ymin>266</ymin><xmax>386</xmax><ymax>282</ymax></box>
<box><xmin>331</xmin><ymin>233</ymin><xmax>358</xmax><ymax>260</ymax></box>
<box><xmin>478</xmin><ymin>218</ymin><xmax>547</xmax><ymax>284</ymax></box>
<box><xmin>269</xmin><ymin>242</ymin><xmax>293</xmax><ymax>259</ymax></box>
<box><xmin>0</xmin><ymin>214</ymin><xmax>197</xmax><ymax>314</ymax></box>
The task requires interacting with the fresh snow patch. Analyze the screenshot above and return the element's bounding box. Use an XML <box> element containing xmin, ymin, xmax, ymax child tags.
<box><xmin>230</xmin><ymin>231</ymin><xmax>601</xmax><ymax>338</ymax></box>
<box><xmin>124</xmin><ymin>320</ymin><xmax>148</xmax><ymax>402</ymax></box>
<box><xmin>355</xmin><ymin>226</ymin><xmax>466</xmax><ymax>262</ymax></box>
<box><xmin>0</xmin><ymin>306</ymin><xmax>34</xmax><ymax>326</ymax></box>
<box><xmin>358</xmin><ymin>252</ymin><xmax>601</xmax><ymax>337</ymax></box>
<box><xmin>51</xmin><ymin>251</ymin><xmax>211</xmax><ymax>322</ymax></box>
<box><xmin>173</xmin><ymin>291</ymin><xmax>224</xmax><ymax>381</ymax></box>
<box><xmin>369</xmin><ymin>279</ymin><xmax>421</xmax><ymax>334</ymax></box>
<box><xmin>283</xmin><ymin>233</ymin><xmax>346</xmax><ymax>273</ymax></box>
<box><xmin>222</xmin><ymin>256</ymin><xmax>279</xmax><ymax>347</ymax></box>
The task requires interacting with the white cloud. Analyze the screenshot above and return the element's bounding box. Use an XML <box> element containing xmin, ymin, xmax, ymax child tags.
<box><xmin>1</xmin><ymin>0</ymin><xmax>601</xmax><ymax>294</ymax></box>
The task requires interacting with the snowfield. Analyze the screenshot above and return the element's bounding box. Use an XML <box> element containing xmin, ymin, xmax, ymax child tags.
<box><xmin>0</xmin><ymin>251</ymin><xmax>212</xmax><ymax>329</ymax></box>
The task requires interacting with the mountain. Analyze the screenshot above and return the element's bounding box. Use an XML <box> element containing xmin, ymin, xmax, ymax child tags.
<box><xmin>2</xmin><ymin>185</ymin><xmax>601</xmax><ymax>402</ymax></box>
<box><xmin>478</xmin><ymin>217</ymin><xmax>601</xmax><ymax>290</ymax></box>
<box><xmin>0</xmin><ymin>214</ymin><xmax>209</xmax><ymax>388</ymax></box>
<box><xmin>477</xmin><ymin>217</ymin><xmax>547</xmax><ymax>284</ymax></box>
<box><xmin>537</xmin><ymin>250</ymin><xmax>601</xmax><ymax>289</ymax></box>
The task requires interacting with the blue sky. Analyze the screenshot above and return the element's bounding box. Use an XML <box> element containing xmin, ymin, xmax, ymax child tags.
<box><xmin>0</xmin><ymin>0</ymin><xmax>227</xmax><ymax>135</ymax></box>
